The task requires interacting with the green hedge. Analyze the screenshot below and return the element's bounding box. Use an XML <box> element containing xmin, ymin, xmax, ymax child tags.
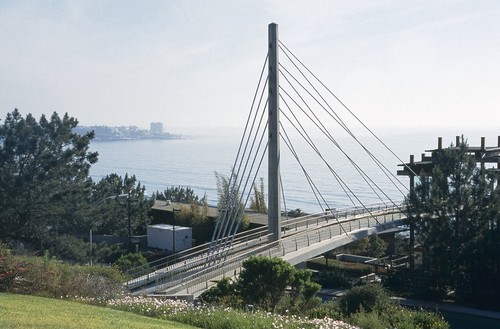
<box><xmin>307</xmin><ymin>258</ymin><xmax>373</xmax><ymax>277</ymax></box>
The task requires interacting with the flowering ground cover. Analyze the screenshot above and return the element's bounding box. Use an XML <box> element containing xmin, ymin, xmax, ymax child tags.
<box><xmin>104</xmin><ymin>295</ymin><xmax>359</xmax><ymax>329</ymax></box>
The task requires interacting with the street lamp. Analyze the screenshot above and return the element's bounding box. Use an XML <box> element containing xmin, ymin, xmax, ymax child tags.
<box><xmin>172</xmin><ymin>208</ymin><xmax>180</xmax><ymax>254</ymax></box>
<box><xmin>115</xmin><ymin>193</ymin><xmax>135</xmax><ymax>252</ymax></box>
<box><xmin>89</xmin><ymin>194</ymin><xmax>126</xmax><ymax>265</ymax></box>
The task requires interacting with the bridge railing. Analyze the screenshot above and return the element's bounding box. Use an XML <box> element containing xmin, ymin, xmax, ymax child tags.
<box><xmin>125</xmin><ymin>224</ymin><xmax>269</xmax><ymax>289</ymax></box>
<box><xmin>128</xmin><ymin>201</ymin><xmax>406</xmax><ymax>294</ymax></box>
<box><xmin>279</xmin><ymin>203</ymin><xmax>406</xmax><ymax>257</ymax></box>
<box><xmin>152</xmin><ymin>232</ymin><xmax>276</xmax><ymax>294</ymax></box>
<box><xmin>281</xmin><ymin>201</ymin><xmax>405</xmax><ymax>234</ymax></box>
<box><xmin>154</xmin><ymin>203</ymin><xmax>406</xmax><ymax>294</ymax></box>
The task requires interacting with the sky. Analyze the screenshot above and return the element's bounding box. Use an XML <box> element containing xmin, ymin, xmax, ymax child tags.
<box><xmin>1</xmin><ymin>0</ymin><xmax>499</xmax><ymax>136</ymax></box>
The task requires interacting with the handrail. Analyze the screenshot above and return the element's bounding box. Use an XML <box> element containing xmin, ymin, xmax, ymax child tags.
<box><xmin>126</xmin><ymin>224</ymin><xmax>268</xmax><ymax>279</ymax></box>
<box><xmin>127</xmin><ymin>201</ymin><xmax>406</xmax><ymax>294</ymax></box>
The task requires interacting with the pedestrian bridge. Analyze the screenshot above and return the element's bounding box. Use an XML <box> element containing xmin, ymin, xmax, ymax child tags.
<box><xmin>125</xmin><ymin>23</ymin><xmax>414</xmax><ymax>298</ymax></box>
<box><xmin>126</xmin><ymin>202</ymin><xmax>406</xmax><ymax>297</ymax></box>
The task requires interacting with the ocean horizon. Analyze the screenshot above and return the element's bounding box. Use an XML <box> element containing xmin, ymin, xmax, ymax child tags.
<box><xmin>89</xmin><ymin>126</ymin><xmax>498</xmax><ymax>214</ymax></box>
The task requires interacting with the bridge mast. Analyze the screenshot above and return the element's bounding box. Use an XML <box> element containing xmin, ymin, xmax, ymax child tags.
<box><xmin>268</xmin><ymin>23</ymin><xmax>281</xmax><ymax>242</ymax></box>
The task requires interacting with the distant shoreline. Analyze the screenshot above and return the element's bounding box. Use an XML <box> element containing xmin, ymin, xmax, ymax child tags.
<box><xmin>74</xmin><ymin>125</ymin><xmax>185</xmax><ymax>142</ymax></box>
<box><xmin>91</xmin><ymin>135</ymin><xmax>185</xmax><ymax>142</ymax></box>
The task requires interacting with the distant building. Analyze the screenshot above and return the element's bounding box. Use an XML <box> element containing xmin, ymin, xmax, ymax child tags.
<box><xmin>150</xmin><ymin>122</ymin><xmax>163</xmax><ymax>135</ymax></box>
<box><xmin>147</xmin><ymin>224</ymin><xmax>192</xmax><ymax>252</ymax></box>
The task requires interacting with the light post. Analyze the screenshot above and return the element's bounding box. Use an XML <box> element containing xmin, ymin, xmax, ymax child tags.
<box><xmin>89</xmin><ymin>194</ymin><xmax>125</xmax><ymax>265</ymax></box>
<box><xmin>172</xmin><ymin>208</ymin><xmax>180</xmax><ymax>254</ymax></box>
<box><xmin>115</xmin><ymin>193</ymin><xmax>135</xmax><ymax>252</ymax></box>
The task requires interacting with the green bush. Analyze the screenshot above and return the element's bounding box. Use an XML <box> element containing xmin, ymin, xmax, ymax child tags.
<box><xmin>339</xmin><ymin>284</ymin><xmax>390</xmax><ymax>316</ymax></box>
<box><xmin>47</xmin><ymin>235</ymin><xmax>89</xmax><ymax>263</ymax></box>
<box><xmin>313</xmin><ymin>268</ymin><xmax>352</xmax><ymax>289</ymax></box>
<box><xmin>350</xmin><ymin>308</ymin><xmax>386</xmax><ymax>329</ymax></box>
<box><xmin>306</xmin><ymin>300</ymin><xmax>342</xmax><ymax>319</ymax></box>
<box><xmin>307</xmin><ymin>258</ymin><xmax>372</xmax><ymax>277</ymax></box>
<box><xmin>94</xmin><ymin>242</ymin><xmax>126</xmax><ymax>264</ymax></box>
<box><xmin>411</xmin><ymin>308</ymin><xmax>449</xmax><ymax>329</ymax></box>
<box><xmin>114</xmin><ymin>253</ymin><xmax>148</xmax><ymax>273</ymax></box>
<box><xmin>0</xmin><ymin>244</ymin><xmax>16</xmax><ymax>291</ymax></box>
<box><xmin>0</xmin><ymin>247</ymin><xmax>124</xmax><ymax>300</ymax></box>
<box><xmin>199</xmin><ymin>276</ymin><xmax>241</xmax><ymax>307</ymax></box>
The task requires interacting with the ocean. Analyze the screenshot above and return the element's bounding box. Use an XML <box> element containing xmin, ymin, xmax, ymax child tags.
<box><xmin>89</xmin><ymin>127</ymin><xmax>498</xmax><ymax>214</ymax></box>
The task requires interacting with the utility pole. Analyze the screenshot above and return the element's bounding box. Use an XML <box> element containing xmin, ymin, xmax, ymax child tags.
<box><xmin>268</xmin><ymin>22</ymin><xmax>281</xmax><ymax>242</ymax></box>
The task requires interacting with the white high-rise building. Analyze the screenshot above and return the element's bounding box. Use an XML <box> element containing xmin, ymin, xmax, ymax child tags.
<box><xmin>150</xmin><ymin>122</ymin><xmax>163</xmax><ymax>134</ymax></box>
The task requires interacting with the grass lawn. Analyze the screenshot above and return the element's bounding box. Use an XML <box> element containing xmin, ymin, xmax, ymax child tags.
<box><xmin>0</xmin><ymin>293</ymin><xmax>198</xmax><ymax>329</ymax></box>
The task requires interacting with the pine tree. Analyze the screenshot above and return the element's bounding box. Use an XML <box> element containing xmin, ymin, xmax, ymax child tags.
<box><xmin>407</xmin><ymin>137</ymin><xmax>500</xmax><ymax>301</ymax></box>
<box><xmin>0</xmin><ymin>109</ymin><xmax>97</xmax><ymax>245</ymax></box>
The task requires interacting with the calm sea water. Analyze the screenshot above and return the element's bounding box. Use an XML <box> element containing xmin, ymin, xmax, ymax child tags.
<box><xmin>89</xmin><ymin>127</ymin><xmax>498</xmax><ymax>214</ymax></box>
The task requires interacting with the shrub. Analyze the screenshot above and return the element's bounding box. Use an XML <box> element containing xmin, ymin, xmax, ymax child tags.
<box><xmin>339</xmin><ymin>284</ymin><xmax>390</xmax><ymax>316</ymax></box>
<box><xmin>238</xmin><ymin>256</ymin><xmax>297</xmax><ymax>312</ymax></box>
<box><xmin>114</xmin><ymin>253</ymin><xmax>148</xmax><ymax>273</ymax></box>
<box><xmin>47</xmin><ymin>235</ymin><xmax>89</xmax><ymax>263</ymax></box>
<box><xmin>308</xmin><ymin>258</ymin><xmax>372</xmax><ymax>277</ymax></box>
<box><xmin>0</xmin><ymin>249</ymin><xmax>124</xmax><ymax>300</ymax></box>
<box><xmin>0</xmin><ymin>244</ymin><xmax>17</xmax><ymax>291</ymax></box>
<box><xmin>93</xmin><ymin>242</ymin><xmax>126</xmax><ymax>264</ymax></box>
<box><xmin>350</xmin><ymin>308</ymin><xmax>386</xmax><ymax>329</ymax></box>
<box><xmin>313</xmin><ymin>269</ymin><xmax>352</xmax><ymax>289</ymax></box>
<box><xmin>199</xmin><ymin>276</ymin><xmax>241</xmax><ymax>307</ymax></box>
<box><xmin>306</xmin><ymin>300</ymin><xmax>342</xmax><ymax>319</ymax></box>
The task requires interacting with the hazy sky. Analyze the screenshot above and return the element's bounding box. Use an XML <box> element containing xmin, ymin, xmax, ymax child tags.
<box><xmin>1</xmin><ymin>1</ymin><xmax>499</xmax><ymax>135</ymax></box>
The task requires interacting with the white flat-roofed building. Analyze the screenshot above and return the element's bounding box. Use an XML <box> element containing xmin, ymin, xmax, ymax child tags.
<box><xmin>147</xmin><ymin>224</ymin><xmax>192</xmax><ymax>251</ymax></box>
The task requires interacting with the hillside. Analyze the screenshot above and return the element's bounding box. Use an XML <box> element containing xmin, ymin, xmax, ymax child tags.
<box><xmin>0</xmin><ymin>293</ymin><xmax>197</xmax><ymax>329</ymax></box>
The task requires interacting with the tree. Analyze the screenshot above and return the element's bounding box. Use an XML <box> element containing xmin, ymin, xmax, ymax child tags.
<box><xmin>407</xmin><ymin>137</ymin><xmax>500</xmax><ymax>301</ymax></box>
<box><xmin>249</xmin><ymin>177</ymin><xmax>267</xmax><ymax>213</ymax></box>
<box><xmin>90</xmin><ymin>173</ymin><xmax>153</xmax><ymax>236</ymax></box>
<box><xmin>339</xmin><ymin>284</ymin><xmax>390</xmax><ymax>316</ymax></box>
<box><xmin>0</xmin><ymin>109</ymin><xmax>97</xmax><ymax>245</ymax></box>
<box><xmin>154</xmin><ymin>186</ymin><xmax>206</xmax><ymax>204</ymax></box>
<box><xmin>214</xmin><ymin>171</ymin><xmax>249</xmax><ymax>232</ymax></box>
<box><xmin>237</xmin><ymin>255</ymin><xmax>314</xmax><ymax>312</ymax></box>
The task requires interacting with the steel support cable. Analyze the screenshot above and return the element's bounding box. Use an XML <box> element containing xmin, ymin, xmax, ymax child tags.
<box><xmin>279</xmin><ymin>171</ymin><xmax>289</xmax><ymax>222</ymax></box>
<box><xmin>279</xmin><ymin>41</ymin><xmax>419</xmax><ymax>179</ymax></box>
<box><xmin>279</xmin><ymin>123</ymin><xmax>324</xmax><ymax>211</ymax></box>
<box><xmin>278</xmin><ymin>65</ymin><xmax>403</xmax><ymax>208</ymax></box>
<box><xmin>209</xmin><ymin>91</ymin><xmax>269</xmax><ymax>265</ymax></box>
<box><xmin>210</xmin><ymin>109</ymin><xmax>268</xmax><ymax>265</ymax></box>
<box><xmin>225</xmin><ymin>138</ymin><xmax>269</xmax><ymax>258</ymax></box>
<box><xmin>211</xmin><ymin>80</ymin><xmax>269</xmax><ymax>251</ymax></box>
<box><xmin>279</xmin><ymin>96</ymin><xmax>357</xmax><ymax>208</ymax></box>
<box><xmin>280</xmin><ymin>47</ymin><xmax>409</xmax><ymax>200</ymax></box>
<box><xmin>279</xmin><ymin>94</ymin><xmax>356</xmax><ymax>207</ymax></box>
<box><xmin>279</xmin><ymin>65</ymin><xmax>401</xmax><ymax>205</ymax></box>
<box><xmin>279</xmin><ymin>86</ymin><xmax>382</xmax><ymax>225</ymax></box>
<box><xmin>212</xmin><ymin>95</ymin><xmax>269</xmax><ymax>251</ymax></box>
<box><xmin>279</xmin><ymin>101</ymin><xmax>357</xmax><ymax>208</ymax></box>
<box><xmin>278</xmin><ymin>78</ymin><xmax>388</xmax><ymax>206</ymax></box>
<box><xmin>278</xmin><ymin>107</ymin><xmax>342</xmax><ymax>211</ymax></box>
<box><xmin>217</xmin><ymin>138</ymin><xmax>269</xmax><ymax>263</ymax></box>
<box><xmin>218</xmin><ymin>98</ymin><xmax>268</xmax><ymax>240</ymax></box>
<box><xmin>209</xmin><ymin>54</ymin><xmax>269</xmax><ymax>254</ymax></box>
<box><xmin>279</xmin><ymin>122</ymin><xmax>349</xmax><ymax>235</ymax></box>
<box><xmin>220</xmin><ymin>121</ymin><xmax>269</xmax><ymax>259</ymax></box>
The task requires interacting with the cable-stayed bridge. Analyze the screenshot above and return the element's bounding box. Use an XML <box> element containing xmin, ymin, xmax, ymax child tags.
<box><xmin>126</xmin><ymin>23</ymin><xmax>412</xmax><ymax>298</ymax></box>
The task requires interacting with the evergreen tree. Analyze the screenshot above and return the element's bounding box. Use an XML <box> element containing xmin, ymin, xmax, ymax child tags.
<box><xmin>90</xmin><ymin>173</ymin><xmax>153</xmax><ymax>236</ymax></box>
<box><xmin>0</xmin><ymin>109</ymin><xmax>97</xmax><ymax>245</ymax></box>
<box><xmin>407</xmin><ymin>137</ymin><xmax>500</xmax><ymax>301</ymax></box>
<box><xmin>154</xmin><ymin>186</ymin><xmax>206</xmax><ymax>204</ymax></box>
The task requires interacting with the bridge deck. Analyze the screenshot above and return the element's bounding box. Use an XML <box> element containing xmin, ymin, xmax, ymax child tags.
<box><xmin>126</xmin><ymin>203</ymin><xmax>406</xmax><ymax>298</ymax></box>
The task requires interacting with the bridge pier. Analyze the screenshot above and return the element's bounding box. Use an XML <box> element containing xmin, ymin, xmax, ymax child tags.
<box><xmin>268</xmin><ymin>22</ymin><xmax>281</xmax><ymax>242</ymax></box>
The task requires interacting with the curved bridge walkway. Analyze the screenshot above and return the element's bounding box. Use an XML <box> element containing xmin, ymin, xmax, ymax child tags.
<box><xmin>126</xmin><ymin>202</ymin><xmax>406</xmax><ymax>298</ymax></box>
